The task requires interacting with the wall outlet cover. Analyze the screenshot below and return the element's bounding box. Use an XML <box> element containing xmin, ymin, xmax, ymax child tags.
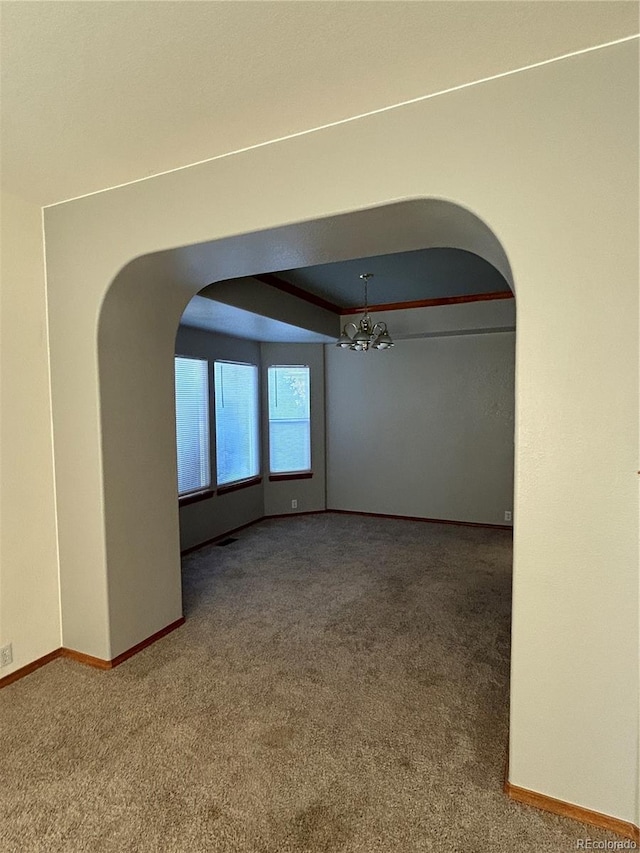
<box><xmin>0</xmin><ymin>643</ymin><xmax>13</xmax><ymax>667</ymax></box>
<box><xmin>504</xmin><ymin>511</ymin><xmax>512</xmax><ymax>522</ymax></box>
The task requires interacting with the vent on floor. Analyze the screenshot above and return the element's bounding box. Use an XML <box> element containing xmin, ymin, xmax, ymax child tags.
<box><xmin>216</xmin><ymin>537</ymin><xmax>238</xmax><ymax>547</ymax></box>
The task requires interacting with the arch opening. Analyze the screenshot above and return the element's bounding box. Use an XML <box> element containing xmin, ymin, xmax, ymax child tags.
<box><xmin>94</xmin><ymin>196</ymin><xmax>514</xmax><ymax>657</ymax></box>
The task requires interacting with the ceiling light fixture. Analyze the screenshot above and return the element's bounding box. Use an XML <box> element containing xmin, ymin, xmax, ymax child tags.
<box><xmin>335</xmin><ymin>273</ymin><xmax>395</xmax><ymax>352</ymax></box>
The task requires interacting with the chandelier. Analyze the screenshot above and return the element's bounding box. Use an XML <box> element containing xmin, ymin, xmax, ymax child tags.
<box><xmin>335</xmin><ymin>273</ymin><xmax>395</xmax><ymax>352</ymax></box>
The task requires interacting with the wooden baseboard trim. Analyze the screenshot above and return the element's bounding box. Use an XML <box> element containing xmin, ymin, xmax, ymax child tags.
<box><xmin>1</xmin><ymin>617</ymin><xmax>186</xmax><ymax>687</ymax></box>
<box><xmin>328</xmin><ymin>509</ymin><xmax>512</xmax><ymax>531</ymax></box>
<box><xmin>505</xmin><ymin>782</ymin><xmax>640</xmax><ymax>843</ymax></box>
<box><xmin>109</xmin><ymin>617</ymin><xmax>185</xmax><ymax>667</ymax></box>
<box><xmin>264</xmin><ymin>510</ymin><xmax>328</xmax><ymax>521</ymax></box>
<box><xmin>0</xmin><ymin>648</ymin><xmax>63</xmax><ymax>688</ymax></box>
<box><xmin>61</xmin><ymin>617</ymin><xmax>186</xmax><ymax>671</ymax></box>
<box><xmin>60</xmin><ymin>647</ymin><xmax>113</xmax><ymax>669</ymax></box>
<box><xmin>181</xmin><ymin>508</ymin><xmax>508</xmax><ymax>557</ymax></box>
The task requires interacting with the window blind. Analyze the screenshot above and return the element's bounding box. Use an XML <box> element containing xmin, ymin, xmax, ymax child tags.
<box><xmin>175</xmin><ymin>356</ymin><xmax>210</xmax><ymax>496</ymax></box>
<box><xmin>214</xmin><ymin>361</ymin><xmax>260</xmax><ymax>486</ymax></box>
<box><xmin>268</xmin><ymin>365</ymin><xmax>311</xmax><ymax>474</ymax></box>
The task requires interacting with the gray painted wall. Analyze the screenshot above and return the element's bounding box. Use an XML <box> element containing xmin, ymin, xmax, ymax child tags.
<box><xmin>201</xmin><ymin>277</ymin><xmax>339</xmax><ymax>338</ymax></box>
<box><xmin>175</xmin><ymin>330</ymin><xmax>327</xmax><ymax>549</ymax></box>
<box><xmin>175</xmin><ymin>325</ymin><xmax>264</xmax><ymax>551</ymax></box>
<box><xmin>177</xmin><ymin>321</ymin><xmax>513</xmax><ymax>547</ymax></box>
<box><xmin>261</xmin><ymin>343</ymin><xmax>326</xmax><ymax>517</ymax></box>
<box><xmin>326</xmin><ymin>332</ymin><xmax>515</xmax><ymax>526</ymax></box>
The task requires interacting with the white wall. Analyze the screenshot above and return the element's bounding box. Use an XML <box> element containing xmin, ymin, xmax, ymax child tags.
<box><xmin>0</xmin><ymin>191</ymin><xmax>60</xmax><ymax>671</ymax></box>
<box><xmin>261</xmin><ymin>342</ymin><xmax>326</xmax><ymax>517</ymax></box>
<box><xmin>39</xmin><ymin>40</ymin><xmax>640</xmax><ymax>824</ymax></box>
<box><xmin>326</xmin><ymin>331</ymin><xmax>515</xmax><ymax>525</ymax></box>
<box><xmin>175</xmin><ymin>325</ymin><xmax>264</xmax><ymax>552</ymax></box>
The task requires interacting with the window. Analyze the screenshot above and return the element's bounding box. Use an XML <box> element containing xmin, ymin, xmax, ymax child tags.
<box><xmin>214</xmin><ymin>361</ymin><xmax>260</xmax><ymax>486</ymax></box>
<box><xmin>268</xmin><ymin>365</ymin><xmax>311</xmax><ymax>474</ymax></box>
<box><xmin>174</xmin><ymin>356</ymin><xmax>210</xmax><ymax>496</ymax></box>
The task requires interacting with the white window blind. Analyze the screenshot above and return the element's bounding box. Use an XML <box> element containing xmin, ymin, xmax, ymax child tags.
<box><xmin>175</xmin><ymin>356</ymin><xmax>210</xmax><ymax>496</ymax></box>
<box><xmin>268</xmin><ymin>365</ymin><xmax>311</xmax><ymax>474</ymax></box>
<box><xmin>214</xmin><ymin>361</ymin><xmax>260</xmax><ymax>486</ymax></box>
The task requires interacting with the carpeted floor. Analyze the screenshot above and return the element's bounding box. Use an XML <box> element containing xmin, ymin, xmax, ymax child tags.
<box><xmin>0</xmin><ymin>514</ymin><xmax>623</xmax><ymax>852</ymax></box>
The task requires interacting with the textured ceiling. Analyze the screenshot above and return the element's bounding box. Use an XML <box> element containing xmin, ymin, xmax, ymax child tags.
<box><xmin>182</xmin><ymin>247</ymin><xmax>511</xmax><ymax>340</ymax></box>
<box><xmin>1</xmin><ymin>1</ymin><xmax>637</xmax><ymax>206</ymax></box>
<box><xmin>279</xmin><ymin>248</ymin><xmax>509</xmax><ymax>309</ymax></box>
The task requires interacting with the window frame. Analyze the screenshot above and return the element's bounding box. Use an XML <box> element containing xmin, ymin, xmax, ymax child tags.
<box><xmin>174</xmin><ymin>354</ymin><xmax>213</xmax><ymax>503</ymax></box>
<box><xmin>266</xmin><ymin>364</ymin><xmax>312</xmax><ymax>480</ymax></box>
<box><xmin>213</xmin><ymin>359</ymin><xmax>261</xmax><ymax>490</ymax></box>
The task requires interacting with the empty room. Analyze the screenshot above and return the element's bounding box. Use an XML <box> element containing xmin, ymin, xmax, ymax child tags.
<box><xmin>166</xmin><ymin>251</ymin><xmax>519</xmax><ymax>848</ymax></box>
<box><xmin>1</xmin><ymin>2</ymin><xmax>638</xmax><ymax>851</ymax></box>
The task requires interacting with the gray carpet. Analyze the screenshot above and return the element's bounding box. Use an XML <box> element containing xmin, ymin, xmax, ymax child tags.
<box><xmin>0</xmin><ymin>514</ymin><xmax>622</xmax><ymax>851</ymax></box>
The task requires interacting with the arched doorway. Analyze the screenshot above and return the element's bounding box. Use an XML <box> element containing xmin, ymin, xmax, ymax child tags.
<box><xmin>95</xmin><ymin>199</ymin><xmax>513</xmax><ymax>659</ymax></box>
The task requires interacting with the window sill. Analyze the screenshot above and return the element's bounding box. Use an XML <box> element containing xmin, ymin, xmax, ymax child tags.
<box><xmin>179</xmin><ymin>489</ymin><xmax>214</xmax><ymax>507</ymax></box>
<box><xmin>217</xmin><ymin>476</ymin><xmax>263</xmax><ymax>496</ymax></box>
<box><xmin>268</xmin><ymin>472</ymin><xmax>313</xmax><ymax>482</ymax></box>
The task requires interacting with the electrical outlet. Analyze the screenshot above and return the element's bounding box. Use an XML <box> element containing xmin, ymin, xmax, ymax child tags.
<box><xmin>291</xmin><ymin>499</ymin><xmax>298</xmax><ymax>509</ymax></box>
<box><xmin>504</xmin><ymin>511</ymin><xmax>512</xmax><ymax>522</ymax></box>
<box><xmin>0</xmin><ymin>643</ymin><xmax>13</xmax><ymax>668</ymax></box>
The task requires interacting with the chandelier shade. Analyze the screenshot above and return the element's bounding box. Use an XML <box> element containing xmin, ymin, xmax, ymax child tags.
<box><xmin>335</xmin><ymin>273</ymin><xmax>395</xmax><ymax>352</ymax></box>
